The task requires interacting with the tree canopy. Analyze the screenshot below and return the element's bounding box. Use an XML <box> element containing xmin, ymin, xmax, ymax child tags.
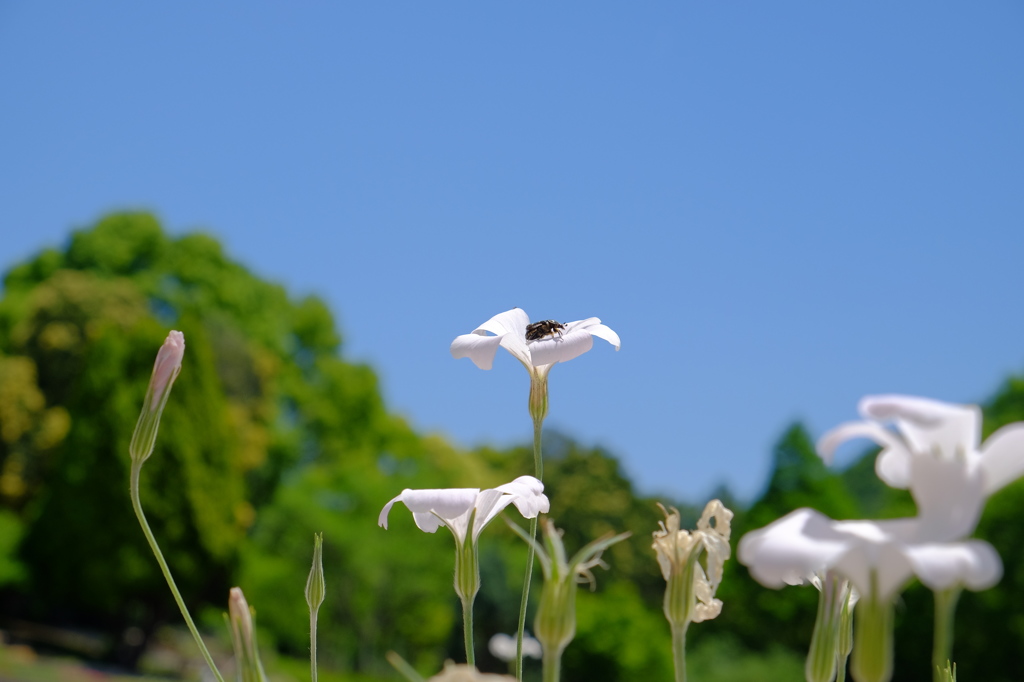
<box><xmin>2</xmin><ymin>212</ymin><xmax>1024</xmax><ymax>681</ymax></box>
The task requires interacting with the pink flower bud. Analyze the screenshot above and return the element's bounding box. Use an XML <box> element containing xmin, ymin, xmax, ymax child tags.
<box><xmin>148</xmin><ymin>331</ymin><xmax>185</xmax><ymax>407</ymax></box>
<box><xmin>129</xmin><ymin>331</ymin><xmax>185</xmax><ymax>465</ymax></box>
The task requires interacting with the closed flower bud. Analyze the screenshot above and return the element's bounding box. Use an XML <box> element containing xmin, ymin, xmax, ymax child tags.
<box><xmin>129</xmin><ymin>331</ymin><xmax>184</xmax><ymax>465</ymax></box>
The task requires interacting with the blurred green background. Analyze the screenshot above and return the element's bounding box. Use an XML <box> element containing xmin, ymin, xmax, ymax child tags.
<box><xmin>2</xmin><ymin>214</ymin><xmax>1023</xmax><ymax>681</ymax></box>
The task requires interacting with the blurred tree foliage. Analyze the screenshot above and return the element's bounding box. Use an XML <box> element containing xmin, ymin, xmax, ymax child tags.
<box><xmin>3</xmin><ymin>212</ymin><xmax>1024</xmax><ymax>681</ymax></box>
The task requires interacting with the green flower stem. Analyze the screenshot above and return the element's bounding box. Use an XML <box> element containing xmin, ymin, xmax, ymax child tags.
<box><xmin>516</xmin><ymin>415</ymin><xmax>545</xmax><ymax>681</ymax></box>
<box><xmin>129</xmin><ymin>462</ymin><xmax>225</xmax><ymax>682</ymax></box>
<box><xmin>932</xmin><ymin>587</ymin><xmax>961</xmax><ymax>682</ymax></box>
<box><xmin>462</xmin><ymin>596</ymin><xmax>476</xmax><ymax>667</ymax></box>
<box><xmin>309</xmin><ymin>609</ymin><xmax>319</xmax><ymax>682</ymax></box>
<box><xmin>542</xmin><ymin>645</ymin><xmax>562</xmax><ymax>682</ymax></box>
<box><xmin>671</xmin><ymin>622</ymin><xmax>689</xmax><ymax>682</ymax></box>
<box><xmin>385</xmin><ymin>651</ymin><xmax>427</xmax><ymax>682</ymax></box>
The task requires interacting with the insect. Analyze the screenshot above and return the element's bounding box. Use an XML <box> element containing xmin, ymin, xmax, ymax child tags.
<box><xmin>525</xmin><ymin>319</ymin><xmax>566</xmax><ymax>341</ymax></box>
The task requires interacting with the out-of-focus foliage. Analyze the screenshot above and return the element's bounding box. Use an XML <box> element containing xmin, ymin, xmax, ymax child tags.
<box><xmin>4</xmin><ymin>212</ymin><xmax>1024</xmax><ymax>681</ymax></box>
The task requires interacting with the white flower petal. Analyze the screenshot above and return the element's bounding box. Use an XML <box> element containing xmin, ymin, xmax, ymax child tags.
<box><xmin>874</xmin><ymin>448</ymin><xmax>914</xmax><ymax>489</ymax></box>
<box><xmin>475</xmin><ymin>308</ymin><xmax>529</xmax><ymax>337</ymax></box>
<box><xmin>903</xmin><ymin>540</ymin><xmax>1002</xmax><ymax>592</ymax></box>
<box><xmin>979</xmin><ymin>423</ymin><xmax>1024</xmax><ymax>495</ymax></box>
<box><xmin>828</xmin><ymin>519</ymin><xmax>919</xmax><ymax>599</ymax></box>
<box><xmin>485</xmin><ymin>308</ymin><xmax>532</xmax><ymax>366</ymax></box>
<box><xmin>859</xmin><ymin>395</ymin><xmax>980</xmax><ymax>460</ymax></box>
<box><xmin>493</xmin><ymin>475</ymin><xmax>550</xmax><ymax>526</ymax></box>
<box><xmin>378</xmin><ymin>495</ymin><xmax>402</xmax><ymax>530</ymax></box>
<box><xmin>568</xmin><ymin>318</ymin><xmax>621</xmax><ymax>351</ymax></box>
<box><xmin>451</xmin><ymin>308</ymin><xmax>532</xmax><ymax>369</ymax></box>
<box><xmin>817</xmin><ymin>421</ymin><xmax>903</xmax><ymax>467</ymax></box>
<box><xmin>450</xmin><ymin>333</ymin><xmax>506</xmax><ymax>370</ymax></box>
<box><xmin>471</xmin><ymin>489</ymin><xmax>516</xmax><ymax>540</ymax></box>
<box><xmin>381</xmin><ymin>488</ymin><xmax>481</xmax><ymax>535</ymax></box>
<box><xmin>528</xmin><ymin>329</ymin><xmax>594</xmax><ymax>366</ymax></box>
<box><xmin>907</xmin><ymin>456</ymin><xmax>985</xmax><ymax>541</ymax></box>
<box><xmin>738</xmin><ymin>509</ymin><xmax>850</xmax><ymax>588</ymax></box>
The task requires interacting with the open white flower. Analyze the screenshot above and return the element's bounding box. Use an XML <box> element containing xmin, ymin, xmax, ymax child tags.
<box><xmin>378</xmin><ymin>475</ymin><xmax>549</xmax><ymax>541</ymax></box>
<box><xmin>819</xmin><ymin>395</ymin><xmax>1024</xmax><ymax>537</ymax></box>
<box><xmin>380</xmin><ymin>476</ymin><xmax>549</xmax><ymax>665</ymax></box>
<box><xmin>450</xmin><ymin>308</ymin><xmax>620</xmax><ymax>375</ymax></box>
<box><xmin>738</xmin><ymin>508</ymin><xmax>1002</xmax><ymax>602</ymax></box>
<box><xmin>739</xmin><ymin>508</ymin><xmax>1001</xmax><ymax>682</ymax></box>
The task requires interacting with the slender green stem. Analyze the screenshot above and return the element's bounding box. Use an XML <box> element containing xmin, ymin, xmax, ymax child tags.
<box><xmin>516</xmin><ymin>417</ymin><xmax>544</xmax><ymax>680</ymax></box>
<box><xmin>310</xmin><ymin>609</ymin><xmax>319</xmax><ymax>682</ymax></box>
<box><xmin>463</xmin><ymin>596</ymin><xmax>475</xmax><ymax>667</ymax></box>
<box><xmin>542</xmin><ymin>644</ymin><xmax>561</xmax><ymax>682</ymax></box>
<box><xmin>932</xmin><ymin>587</ymin><xmax>961</xmax><ymax>682</ymax></box>
<box><xmin>671</xmin><ymin>621</ymin><xmax>688</xmax><ymax>682</ymax></box>
<box><xmin>130</xmin><ymin>463</ymin><xmax>225</xmax><ymax>682</ymax></box>
<box><xmin>386</xmin><ymin>651</ymin><xmax>427</xmax><ymax>682</ymax></box>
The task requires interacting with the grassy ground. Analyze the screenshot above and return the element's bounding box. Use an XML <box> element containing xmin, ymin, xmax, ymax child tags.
<box><xmin>0</xmin><ymin>633</ymin><xmax>804</xmax><ymax>682</ymax></box>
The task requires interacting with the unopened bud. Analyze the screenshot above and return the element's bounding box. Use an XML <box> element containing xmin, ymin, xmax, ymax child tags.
<box><xmin>228</xmin><ymin>587</ymin><xmax>267</xmax><ymax>682</ymax></box>
<box><xmin>305</xmin><ymin>533</ymin><xmax>325</xmax><ymax>612</ymax></box>
<box><xmin>129</xmin><ymin>331</ymin><xmax>185</xmax><ymax>465</ymax></box>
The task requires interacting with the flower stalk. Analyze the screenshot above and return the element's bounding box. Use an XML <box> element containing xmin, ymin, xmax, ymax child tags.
<box><xmin>305</xmin><ymin>533</ymin><xmax>326</xmax><ymax>682</ymax></box>
<box><xmin>850</xmin><ymin>575</ymin><xmax>894</xmax><ymax>682</ymax></box>
<box><xmin>932</xmin><ymin>588</ymin><xmax>961</xmax><ymax>682</ymax></box>
<box><xmin>516</xmin><ymin>402</ymin><xmax>545</xmax><ymax>680</ymax></box>
<box><xmin>128</xmin><ymin>332</ymin><xmax>225</xmax><ymax>682</ymax></box>
<box><xmin>509</xmin><ymin>517</ymin><xmax>629</xmax><ymax>682</ymax></box>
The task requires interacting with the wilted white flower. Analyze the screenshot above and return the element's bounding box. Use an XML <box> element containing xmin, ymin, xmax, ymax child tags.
<box><xmin>652</xmin><ymin>500</ymin><xmax>733</xmax><ymax>626</ymax></box>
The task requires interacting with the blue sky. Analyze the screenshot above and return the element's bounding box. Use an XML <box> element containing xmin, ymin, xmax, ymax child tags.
<box><xmin>2</xmin><ymin>3</ymin><xmax>1022</xmax><ymax>502</ymax></box>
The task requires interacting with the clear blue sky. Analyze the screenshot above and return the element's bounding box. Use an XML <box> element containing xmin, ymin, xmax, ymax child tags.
<box><xmin>2</xmin><ymin>3</ymin><xmax>1022</xmax><ymax>503</ymax></box>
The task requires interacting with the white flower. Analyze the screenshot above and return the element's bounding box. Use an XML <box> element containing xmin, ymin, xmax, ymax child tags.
<box><xmin>378</xmin><ymin>475</ymin><xmax>549</xmax><ymax>541</ymax></box>
<box><xmin>818</xmin><ymin>395</ymin><xmax>1024</xmax><ymax>539</ymax></box>
<box><xmin>737</xmin><ymin>508</ymin><xmax>1002</xmax><ymax>602</ymax></box>
<box><xmin>488</xmin><ymin>633</ymin><xmax>542</xmax><ymax>662</ymax></box>
<box><xmin>450</xmin><ymin>308</ymin><xmax>620</xmax><ymax>376</ymax></box>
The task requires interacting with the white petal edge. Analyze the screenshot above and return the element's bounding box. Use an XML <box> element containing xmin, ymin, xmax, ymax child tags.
<box><xmin>451</xmin><ymin>332</ymin><xmax>505</xmax><ymax>370</ymax></box>
<box><xmin>570</xmin><ymin>318</ymin><xmax>621</xmax><ymax>351</ymax></box>
<box><xmin>380</xmin><ymin>488</ymin><xmax>481</xmax><ymax>534</ymax></box>
<box><xmin>903</xmin><ymin>540</ymin><xmax>1002</xmax><ymax>592</ymax></box>
<box><xmin>979</xmin><ymin>423</ymin><xmax>1024</xmax><ymax>495</ymax></box>
<box><xmin>484</xmin><ymin>308</ymin><xmax>532</xmax><ymax>367</ymax></box>
<box><xmin>817</xmin><ymin>421</ymin><xmax>903</xmax><ymax>466</ymax></box>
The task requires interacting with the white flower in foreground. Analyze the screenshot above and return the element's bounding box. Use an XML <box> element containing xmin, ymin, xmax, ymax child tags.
<box><xmin>738</xmin><ymin>509</ymin><xmax>1002</xmax><ymax>682</ymax></box>
<box><xmin>738</xmin><ymin>508</ymin><xmax>1002</xmax><ymax>601</ymax></box>
<box><xmin>818</xmin><ymin>395</ymin><xmax>1024</xmax><ymax>538</ymax></box>
<box><xmin>488</xmin><ymin>632</ymin><xmax>542</xmax><ymax>662</ymax></box>
<box><xmin>451</xmin><ymin>307</ymin><xmax>620</xmax><ymax>373</ymax></box>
